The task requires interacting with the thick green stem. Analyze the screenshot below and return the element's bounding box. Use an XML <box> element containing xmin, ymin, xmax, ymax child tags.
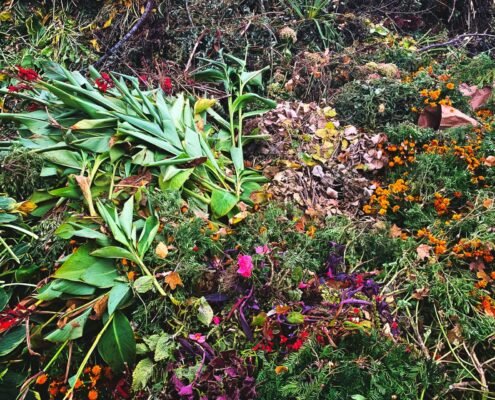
<box><xmin>134</xmin><ymin>253</ymin><xmax>166</xmax><ymax>296</ymax></box>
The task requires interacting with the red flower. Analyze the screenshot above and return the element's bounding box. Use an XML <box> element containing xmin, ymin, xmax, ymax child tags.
<box><xmin>95</xmin><ymin>72</ymin><xmax>113</xmax><ymax>93</ymax></box>
<box><xmin>17</xmin><ymin>66</ymin><xmax>39</xmax><ymax>81</ymax></box>
<box><xmin>8</xmin><ymin>83</ymin><xmax>32</xmax><ymax>92</ymax></box>
<box><xmin>161</xmin><ymin>77</ymin><xmax>173</xmax><ymax>94</ymax></box>
<box><xmin>290</xmin><ymin>339</ymin><xmax>304</xmax><ymax>351</ymax></box>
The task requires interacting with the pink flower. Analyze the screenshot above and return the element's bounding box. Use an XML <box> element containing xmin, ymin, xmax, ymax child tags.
<box><xmin>255</xmin><ymin>244</ymin><xmax>270</xmax><ymax>255</ymax></box>
<box><xmin>237</xmin><ymin>254</ymin><xmax>253</xmax><ymax>278</ymax></box>
<box><xmin>212</xmin><ymin>316</ymin><xmax>221</xmax><ymax>325</ymax></box>
<box><xmin>189</xmin><ymin>333</ymin><xmax>206</xmax><ymax>343</ymax></box>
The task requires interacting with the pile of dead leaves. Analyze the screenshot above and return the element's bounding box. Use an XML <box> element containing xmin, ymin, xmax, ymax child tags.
<box><xmin>247</xmin><ymin>101</ymin><xmax>389</xmax><ymax>217</ymax></box>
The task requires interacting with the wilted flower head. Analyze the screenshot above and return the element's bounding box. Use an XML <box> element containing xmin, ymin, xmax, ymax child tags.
<box><xmin>237</xmin><ymin>254</ymin><xmax>254</xmax><ymax>278</ymax></box>
<box><xmin>17</xmin><ymin>66</ymin><xmax>39</xmax><ymax>81</ymax></box>
<box><xmin>279</xmin><ymin>27</ymin><xmax>297</xmax><ymax>43</ymax></box>
<box><xmin>255</xmin><ymin>245</ymin><xmax>270</xmax><ymax>255</ymax></box>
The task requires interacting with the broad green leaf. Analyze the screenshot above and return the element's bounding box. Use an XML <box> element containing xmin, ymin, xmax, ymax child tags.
<box><xmin>45</xmin><ymin>308</ymin><xmax>91</xmax><ymax>342</ymax></box>
<box><xmin>210</xmin><ymin>189</ymin><xmax>238</xmax><ymax>217</ymax></box>
<box><xmin>131</xmin><ymin>358</ymin><xmax>154</xmax><ymax>391</ymax></box>
<box><xmin>0</xmin><ymin>288</ymin><xmax>9</xmax><ymax>312</ymax></box>
<box><xmin>155</xmin><ymin>91</ymin><xmax>182</xmax><ymax>147</ymax></box>
<box><xmin>42</xmin><ymin>150</ymin><xmax>82</xmax><ymax>169</ymax></box>
<box><xmin>51</xmin><ymin>280</ymin><xmax>96</xmax><ymax>296</ymax></box>
<box><xmin>91</xmin><ymin>246</ymin><xmax>137</xmax><ymax>263</ymax></box>
<box><xmin>108</xmin><ymin>283</ymin><xmax>131</xmax><ymax>315</ymax></box>
<box><xmin>71</xmin><ymin>118</ymin><xmax>116</xmax><ymax>130</ymax></box>
<box><xmin>81</xmin><ymin>263</ymin><xmax>119</xmax><ymax>288</ymax></box>
<box><xmin>0</xmin><ymin>327</ymin><xmax>25</xmax><ymax>357</ymax></box>
<box><xmin>54</xmin><ymin>244</ymin><xmax>113</xmax><ymax>281</ymax></box>
<box><xmin>159</xmin><ymin>167</ymin><xmax>193</xmax><ymax>191</ymax></box>
<box><xmin>184</xmin><ymin>127</ymin><xmax>203</xmax><ymax>158</ymax></box>
<box><xmin>98</xmin><ymin>311</ymin><xmax>136</xmax><ymax>372</ymax></box>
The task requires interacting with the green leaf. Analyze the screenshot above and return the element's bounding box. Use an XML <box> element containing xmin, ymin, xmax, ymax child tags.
<box><xmin>81</xmin><ymin>262</ymin><xmax>119</xmax><ymax>288</ymax></box>
<box><xmin>231</xmin><ymin>93</ymin><xmax>276</xmax><ymax>113</ymax></box>
<box><xmin>42</xmin><ymin>150</ymin><xmax>82</xmax><ymax>169</ymax></box>
<box><xmin>54</xmin><ymin>244</ymin><xmax>114</xmax><ymax>282</ymax></box>
<box><xmin>154</xmin><ymin>333</ymin><xmax>176</xmax><ymax>362</ymax></box>
<box><xmin>96</xmin><ymin>201</ymin><xmax>129</xmax><ymax>247</ymax></box>
<box><xmin>45</xmin><ymin>308</ymin><xmax>91</xmax><ymax>342</ymax></box>
<box><xmin>91</xmin><ymin>246</ymin><xmax>138</xmax><ymax>263</ymax></box>
<box><xmin>159</xmin><ymin>166</ymin><xmax>194</xmax><ymax>191</ymax></box>
<box><xmin>119</xmin><ymin>196</ymin><xmax>134</xmax><ymax>240</ymax></box>
<box><xmin>184</xmin><ymin>127</ymin><xmax>203</xmax><ymax>158</ymax></box>
<box><xmin>131</xmin><ymin>358</ymin><xmax>154</xmax><ymax>391</ymax></box>
<box><xmin>0</xmin><ymin>327</ymin><xmax>25</xmax><ymax>357</ymax></box>
<box><xmin>108</xmin><ymin>283</ymin><xmax>131</xmax><ymax>315</ymax></box>
<box><xmin>98</xmin><ymin>311</ymin><xmax>136</xmax><ymax>372</ymax></box>
<box><xmin>133</xmin><ymin>276</ymin><xmax>154</xmax><ymax>294</ymax></box>
<box><xmin>230</xmin><ymin>146</ymin><xmax>244</xmax><ymax>173</ymax></box>
<box><xmin>137</xmin><ymin>216</ymin><xmax>159</xmax><ymax>257</ymax></box>
<box><xmin>287</xmin><ymin>311</ymin><xmax>305</xmax><ymax>324</ymax></box>
<box><xmin>0</xmin><ymin>288</ymin><xmax>9</xmax><ymax>312</ymax></box>
<box><xmin>197</xmin><ymin>297</ymin><xmax>214</xmax><ymax>326</ymax></box>
<box><xmin>51</xmin><ymin>280</ymin><xmax>96</xmax><ymax>296</ymax></box>
<box><xmin>210</xmin><ymin>189</ymin><xmax>238</xmax><ymax>217</ymax></box>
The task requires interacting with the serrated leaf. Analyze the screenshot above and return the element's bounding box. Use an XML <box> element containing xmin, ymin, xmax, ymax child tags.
<box><xmin>131</xmin><ymin>358</ymin><xmax>154</xmax><ymax>391</ymax></box>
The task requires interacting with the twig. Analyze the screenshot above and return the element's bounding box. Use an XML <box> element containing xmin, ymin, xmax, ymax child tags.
<box><xmin>184</xmin><ymin>29</ymin><xmax>209</xmax><ymax>74</ymax></box>
<box><xmin>418</xmin><ymin>33</ymin><xmax>495</xmax><ymax>52</ymax></box>
<box><xmin>92</xmin><ymin>0</ymin><xmax>155</xmax><ymax>69</ymax></box>
<box><xmin>26</xmin><ymin>317</ymin><xmax>40</xmax><ymax>357</ymax></box>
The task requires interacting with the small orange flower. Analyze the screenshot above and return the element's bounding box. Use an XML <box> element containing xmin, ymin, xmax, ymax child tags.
<box><xmin>88</xmin><ymin>389</ymin><xmax>99</xmax><ymax>400</ymax></box>
<box><xmin>74</xmin><ymin>379</ymin><xmax>84</xmax><ymax>389</ymax></box>
<box><xmin>35</xmin><ymin>374</ymin><xmax>48</xmax><ymax>385</ymax></box>
<box><xmin>446</xmin><ymin>82</ymin><xmax>455</xmax><ymax>90</ymax></box>
<box><xmin>91</xmin><ymin>365</ymin><xmax>102</xmax><ymax>376</ymax></box>
<box><xmin>127</xmin><ymin>271</ymin><xmax>136</xmax><ymax>281</ymax></box>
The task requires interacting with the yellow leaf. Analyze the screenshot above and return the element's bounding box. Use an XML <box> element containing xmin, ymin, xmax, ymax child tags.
<box><xmin>341</xmin><ymin>139</ymin><xmax>349</xmax><ymax>150</ymax></box>
<box><xmin>155</xmin><ymin>242</ymin><xmax>168</xmax><ymax>259</ymax></box>
<box><xmin>0</xmin><ymin>11</ymin><xmax>12</xmax><ymax>22</ymax></box>
<box><xmin>194</xmin><ymin>98</ymin><xmax>216</xmax><ymax>114</ymax></box>
<box><xmin>229</xmin><ymin>211</ymin><xmax>250</xmax><ymax>225</ymax></box>
<box><xmin>165</xmin><ymin>271</ymin><xmax>183</xmax><ymax>290</ymax></box>
<box><xmin>15</xmin><ymin>201</ymin><xmax>37</xmax><ymax>215</ymax></box>
<box><xmin>275</xmin><ymin>366</ymin><xmax>288</xmax><ymax>375</ymax></box>
<box><xmin>89</xmin><ymin>39</ymin><xmax>100</xmax><ymax>51</ymax></box>
<box><xmin>323</xmin><ymin>107</ymin><xmax>337</xmax><ymax>118</ymax></box>
<box><xmin>103</xmin><ymin>16</ymin><xmax>113</xmax><ymax>29</ymax></box>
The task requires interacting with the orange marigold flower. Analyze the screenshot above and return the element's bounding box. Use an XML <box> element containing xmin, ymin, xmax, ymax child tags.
<box><xmin>446</xmin><ymin>82</ymin><xmax>455</xmax><ymax>90</ymax></box>
<box><xmin>452</xmin><ymin>213</ymin><xmax>462</xmax><ymax>221</ymax></box>
<box><xmin>378</xmin><ymin>208</ymin><xmax>387</xmax><ymax>215</ymax></box>
<box><xmin>392</xmin><ymin>205</ymin><xmax>400</xmax><ymax>213</ymax></box>
<box><xmin>91</xmin><ymin>365</ymin><xmax>102</xmax><ymax>376</ymax></box>
<box><xmin>363</xmin><ymin>205</ymin><xmax>373</xmax><ymax>214</ymax></box>
<box><xmin>74</xmin><ymin>379</ymin><xmax>84</xmax><ymax>389</ymax></box>
<box><xmin>88</xmin><ymin>389</ymin><xmax>99</xmax><ymax>400</ymax></box>
<box><xmin>127</xmin><ymin>271</ymin><xmax>136</xmax><ymax>281</ymax></box>
<box><xmin>35</xmin><ymin>374</ymin><xmax>48</xmax><ymax>385</ymax></box>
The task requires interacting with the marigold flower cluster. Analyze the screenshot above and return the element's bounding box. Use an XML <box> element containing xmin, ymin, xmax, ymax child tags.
<box><xmin>452</xmin><ymin>239</ymin><xmax>494</xmax><ymax>263</ymax></box>
<box><xmin>386</xmin><ymin>139</ymin><xmax>416</xmax><ymax>167</ymax></box>
<box><xmin>417</xmin><ymin>228</ymin><xmax>448</xmax><ymax>255</ymax></box>
<box><xmin>363</xmin><ymin>179</ymin><xmax>410</xmax><ymax>215</ymax></box>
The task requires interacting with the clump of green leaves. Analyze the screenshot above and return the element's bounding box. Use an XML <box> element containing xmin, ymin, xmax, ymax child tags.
<box><xmin>257</xmin><ymin>333</ymin><xmax>444</xmax><ymax>400</ymax></box>
<box><xmin>334</xmin><ymin>79</ymin><xmax>417</xmax><ymax>130</ymax></box>
<box><xmin>0</xmin><ymin>148</ymin><xmax>45</xmax><ymax>199</ymax></box>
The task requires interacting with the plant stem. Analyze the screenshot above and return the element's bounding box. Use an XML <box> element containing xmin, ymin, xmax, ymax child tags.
<box><xmin>64</xmin><ymin>313</ymin><xmax>115</xmax><ymax>399</ymax></box>
<box><xmin>134</xmin><ymin>252</ymin><xmax>166</xmax><ymax>296</ymax></box>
